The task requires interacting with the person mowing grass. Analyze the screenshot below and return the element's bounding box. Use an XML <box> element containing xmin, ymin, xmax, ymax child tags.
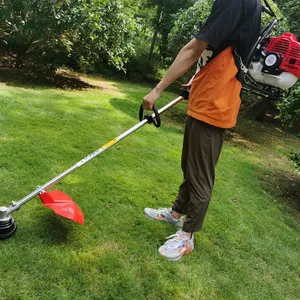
<box><xmin>143</xmin><ymin>0</ymin><xmax>262</xmax><ymax>261</ymax></box>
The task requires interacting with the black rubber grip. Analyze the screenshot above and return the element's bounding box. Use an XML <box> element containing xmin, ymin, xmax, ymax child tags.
<box><xmin>139</xmin><ymin>105</ymin><xmax>161</xmax><ymax>128</ymax></box>
<box><xmin>180</xmin><ymin>88</ymin><xmax>190</xmax><ymax>100</ymax></box>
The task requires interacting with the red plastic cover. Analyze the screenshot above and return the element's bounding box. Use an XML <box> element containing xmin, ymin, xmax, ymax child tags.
<box><xmin>39</xmin><ymin>190</ymin><xmax>84</xmax><ymax>224</ymax></box>
<box><xmin>266</xmin><ymin>33</ymin><xmax>300</xmax><ymax>77</ymax></box>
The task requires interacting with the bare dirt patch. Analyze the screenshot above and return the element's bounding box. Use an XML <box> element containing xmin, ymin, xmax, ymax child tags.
<box><xmin>0</xmin><ymin>67</ymin><xmax>93</xmax><ymax>90</ymax></box>
<box><xmin>262</xmin><ymin>169</ymin><xmax>300</xmax><ymax>213</ymax></box>
<box><xmin>0</xmin><ymin>67</ymin><xmax>124</xmax><ymax>96</ymax></box>
<box><xmin>225</xmin><ymin>130</ymin><xmax>256</xmax><ymax>150</ymax></box>
<box><xmin>57</xmin><ymin>69</ymin><xmax>125</xmax><ymax>96</ymax></box>
<box><xmin>230</xmin><ymin>120</ymin><xmax>300</xmax><ymax>215</ymax></box>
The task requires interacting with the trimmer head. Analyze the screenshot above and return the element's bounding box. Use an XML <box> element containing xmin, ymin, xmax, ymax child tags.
<box><xmin>0</xmin><ymin>207</ymin><xmax>17</xmax><ymax>240</ymax></box>
<box><xmin>0</xmin><ymin>188</ymin><xmax>84</xmax><ymax>241</ymax></box>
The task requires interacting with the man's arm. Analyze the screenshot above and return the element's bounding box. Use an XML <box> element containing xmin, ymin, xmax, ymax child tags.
<box><xmin>143</xmin><ymin>38</ymin><xmax>208</xmax><ymax>110</ymax></box>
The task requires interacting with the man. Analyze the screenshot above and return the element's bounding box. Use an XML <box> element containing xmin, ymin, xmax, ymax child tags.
<box><xmin>143</xmin><ymin>0</ymin><xmax>262</xmax><ymax>261</ymax></box>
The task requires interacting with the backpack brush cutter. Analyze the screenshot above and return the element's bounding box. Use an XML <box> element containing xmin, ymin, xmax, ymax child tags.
<box><xmin>1</xmin><ymin>0</ymin><xmax>299</xmax><ymax>240</ymax></box>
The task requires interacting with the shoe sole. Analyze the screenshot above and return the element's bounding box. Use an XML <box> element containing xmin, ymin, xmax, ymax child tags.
<box><xmin>167</xmin><ymin>247</ymin><xmax>193</xmax><ymax>261</ymax></box>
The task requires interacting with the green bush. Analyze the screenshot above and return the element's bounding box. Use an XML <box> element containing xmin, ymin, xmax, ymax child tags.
<box><xmin>278</xmin><ymin>83</ymin><xmax>300</xmax><ymax>128</ymax></box>
<box><xmin>0</xmin><ymin>0</ymin><xmax>137</xmax><ymax>75</ymax></box>
<box><xmin>287</xmin><ymin>150</ymin><xmax>300</xmax><ymax>168</ymax></box>
<box><xmin>126</xmin><ymin>54</ymin><xmax>160</xmax><ymax>81</ymax></box>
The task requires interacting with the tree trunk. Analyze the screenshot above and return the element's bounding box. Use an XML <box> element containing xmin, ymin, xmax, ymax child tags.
<box><xmin>148</xmin><ymin>5</ymin><xmax>163</xmax><ymax>60</ymax></box>
<box><xmin>15</xmin><ymin>54</ymin><xmax>24</xmax><ymax>69</ymax></box>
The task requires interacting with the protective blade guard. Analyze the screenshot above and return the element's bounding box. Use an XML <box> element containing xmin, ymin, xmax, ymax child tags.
<box><xmin>39</xmin><ymin>190</ymin><xmax>84</xmax><ymax>224</ymax></box>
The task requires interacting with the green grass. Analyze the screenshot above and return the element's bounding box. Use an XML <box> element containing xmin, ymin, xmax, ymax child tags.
<box><xmin>0</xmin><ymin>73</ymin><xmax>299</xmax><ymax>299</ymax></box>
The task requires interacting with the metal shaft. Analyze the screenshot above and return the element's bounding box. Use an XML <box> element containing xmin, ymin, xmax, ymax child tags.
<box><xmin>7</xmin><ymin>96</ymin><xmax>184</xmax><ymax>214</ymax></box>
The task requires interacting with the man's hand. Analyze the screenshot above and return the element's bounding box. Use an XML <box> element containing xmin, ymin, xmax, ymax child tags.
<box><xmin>143</xmin><ymin>87</ymin><xmax>162</xmax><ymax>110</ymax></box>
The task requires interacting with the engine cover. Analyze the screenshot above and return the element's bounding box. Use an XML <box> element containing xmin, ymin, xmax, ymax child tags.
<box><xmin>266</xmin><ymin>33</ymin><xmax>300</xmax><ymax>78</ymax></box>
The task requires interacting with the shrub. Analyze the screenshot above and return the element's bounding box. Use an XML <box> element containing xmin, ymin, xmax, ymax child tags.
<box><xmin>278</xmin><ymin>83</ymin><xmax>300</xmax><ymax>129</ymax></box>
<box><xmin>287</xmin><ymin>150</ymin><xmax>300</xmax><ymax>168</ymax></box>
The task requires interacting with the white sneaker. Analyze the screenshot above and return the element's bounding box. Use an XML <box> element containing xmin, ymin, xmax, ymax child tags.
<box><xmin>144</xmin><ymin>207</ymin><xmax>184</xmax><ymax>228</ymax></box>
<box><xmin>158</xmin><ymin>230</ymin><xmax>194</xmax><ymax>261</ymax></box>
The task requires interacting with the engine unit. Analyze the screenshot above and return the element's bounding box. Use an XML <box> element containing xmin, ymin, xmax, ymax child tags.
<box><xmin>249</xmin><ymin>33</ymin><xmax>300</xmax><ymax>89</ymax></box>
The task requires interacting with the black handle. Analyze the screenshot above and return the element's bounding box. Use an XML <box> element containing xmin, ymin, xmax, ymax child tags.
<box><xmin>180</xmin><ymin>87</ymin><xmax>190</xmax><ymax>100</ymax></box>
<box><xmin>139</xmin><ymin>105</ymin><xmax>161</xmax><ymax>128</ymax></box>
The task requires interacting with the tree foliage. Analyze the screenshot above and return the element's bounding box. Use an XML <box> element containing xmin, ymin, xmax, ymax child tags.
<box><xmin>0</xmin><ymin>0</ymin><xmax>69</xmax><ymax>71</ymax></box>
<box><xmin>0</xmin><ymin>0</ymin><xmax>137</xmax><ymax>74</ymax></box>
<box><xmin>273</xmin><ymin>0</ymin><xmax>300</xmax><ymax>38</ymax></box>
<box><xmin>273</xmin><ymin>0</ymin><xmax>300</xmax><ymax>129</ymax></box>
<box><xmin>168</xmin><ymin>0</ymin><xmax>213</xmax><ymax>57</ymax></box>
<box><xmin>147</xmin><ymin>0</ymin><xmax>195</xmax><ymax>60</ymax></box>
<box><xmin>66</xmin><ymin>0</ymin><xmax>137</xmax><ymax>72</ymax></box>
<box><xmin>278</xmin><ymin>83</ymin><xmax>300</xmax><ymax>128</ymax></box>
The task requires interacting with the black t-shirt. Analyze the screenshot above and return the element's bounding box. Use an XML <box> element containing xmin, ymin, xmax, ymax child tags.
<box><xmin>195</xmin><ymin>0</ymin><xmax>262</xmax><ymax>69</ymax></box>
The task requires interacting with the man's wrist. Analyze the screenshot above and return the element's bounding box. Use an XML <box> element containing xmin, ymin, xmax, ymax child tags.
<box><xmin>155</xmin><ymin>84</ymin><xmax>163</xmax><ymax>94</ymax></box>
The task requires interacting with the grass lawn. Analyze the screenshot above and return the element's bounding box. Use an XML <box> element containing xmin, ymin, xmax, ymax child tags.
<box><xmin>0</xmin><ymin>70</ymin><xmax>299</xmax><ymax>299</ymax></box>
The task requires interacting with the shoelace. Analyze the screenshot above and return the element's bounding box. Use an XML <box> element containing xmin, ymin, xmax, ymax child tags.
<box><xmin>157</xmin><ymin>207</ymin><xmax>170</xmax><ymax>212</ymax></box>
<box><xmin>155</xmin><ymin>208</ymin><xmax>171</xmax><ymax>217</ymax></box>
<box><xmin>162</xmin><ymin>232</ymin><xmax>187</xmax><ymax>250</ymax></box>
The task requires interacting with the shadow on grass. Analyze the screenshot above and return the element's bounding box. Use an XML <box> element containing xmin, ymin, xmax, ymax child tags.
<box><xmin>226</xmin><ymin>119</ymin><xmax>300</xmax><ymax>217</ymax></box>
<box><xmin>109</xmin><ymin>97</ymin><xmax>186</xmax><ymax>136</ymax></box>
<box><xmin>234</xmin><ymin>118</ymin><xmax>300</xmax><ymax>146</ymax></box>
<box><xmin>37</xmin><ymin>213</ymin><xmax>71</xmax><ymax>244</ymax></box>
<box><xmin>0</xmin><ymin>67</ymin><xmax>96</xmax><ymax>90</ymax></box>
<box><xmin>261</xmin><ymin>168</ymin><xmax>300</xmax><ymax>214</ymax></box>
<box><xmin>109</xmin><ymin>97</ymin><xmax>138</xmax><ymax>120</ymax></box>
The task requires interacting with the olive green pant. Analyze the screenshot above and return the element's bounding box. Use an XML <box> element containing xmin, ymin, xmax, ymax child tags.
<box><xmin>172</xmin><ymin>116</ymin><xmax>225</xmax><ymax>232</ymax></box>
